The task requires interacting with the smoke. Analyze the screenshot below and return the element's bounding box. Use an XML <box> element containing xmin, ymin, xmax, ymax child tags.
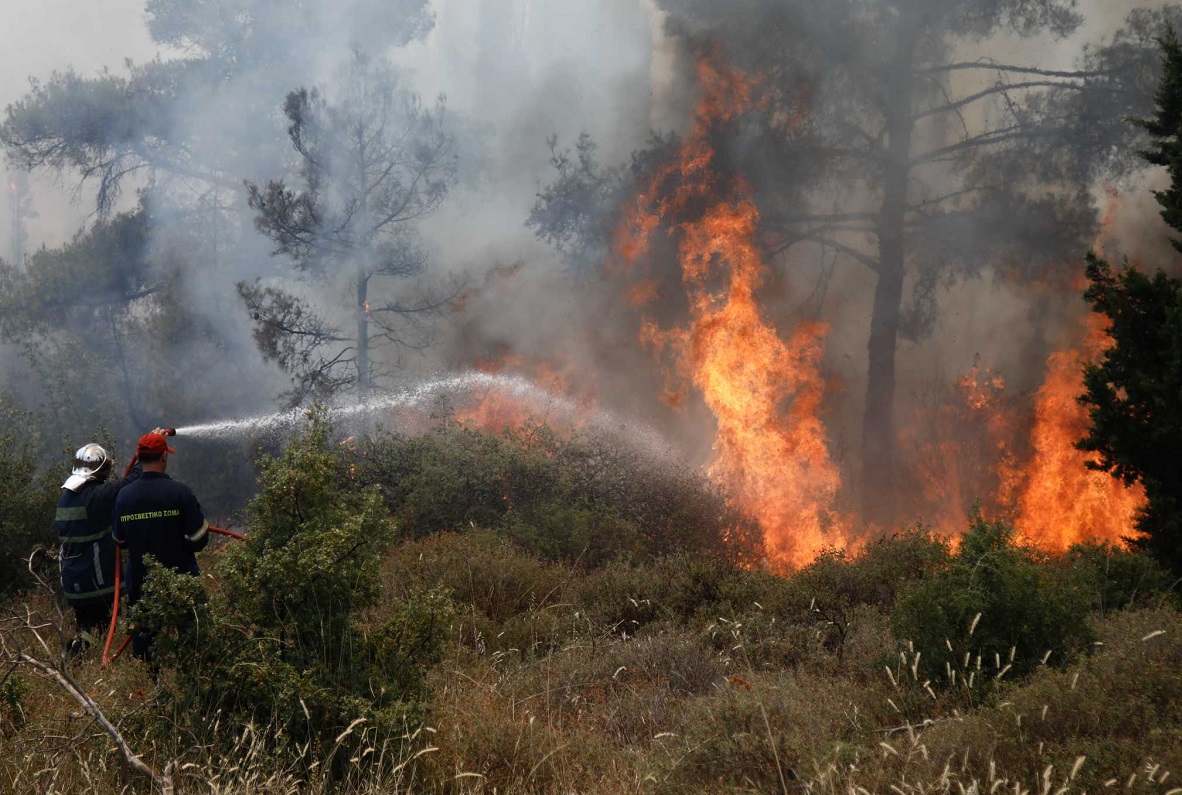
<box><xmin>0</xmin><ymin>0</ymin><xmax>152</xmax><ymax>253</ymax></box>
<box><xmin>423</xmin><ymin>0</ymin><xmax>1174</xmax><ymax>540</ymax></box>
<box><xmin>0</xmin><ymin>0</ymin><xmax>1177</xmax><ymax>540</ymax></box>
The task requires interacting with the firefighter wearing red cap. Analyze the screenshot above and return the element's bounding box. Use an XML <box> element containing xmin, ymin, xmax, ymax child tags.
<box><xmin>112</xmin><ymin>431</ymin><xmax>209</xmax><ymax>659</ymax></box>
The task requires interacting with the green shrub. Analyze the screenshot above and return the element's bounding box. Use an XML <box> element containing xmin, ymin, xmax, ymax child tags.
<box><xmin>792</xmin><ymin>527</ymin><xmax>951</xmax><ymax>657</ymax></box>
<box><xmin>892</xmin><ymin>514</ymin><xmax>1096</xmax><ymax>685</ymax></box>
<box><xmin>546</xmin><ymin>428</ymin><xmax>762</xmax><ymax>560</ymax></box>
<box><xmin>575</xmin><ymin>554</ymin><xmax>805</xmax><ymax>655</ymax></box>
<box><xmin>1063</xmin><ymin>541</ymin><xmax>1176</xmax><ymax>612</ymax></box>
<box><xmin>0</xmin><ymin>404</ymin><xmax>57</xmax><ymax>598</ymax></box>
<box><xmin>576</xmin><ymin>554</ymin><xmax>744</xmax><ymax>632</ymax></box>
<box><xmin>134</xmin><ymin>412</ymin><xmax>452</xmax><ymax>772</ymax></box>
<box><xmin>353</xmin><ymin>420</ymin><xmax>761</xmax><ymax>565</ymax></box>
<box><xmin>796</xmin><ymin>526</ymin><xmax>951</xmax><ymax>610</ymax></box>
<box><xmin>381</xmin><ymin>531</ymin><xmax>584</xmax><ymax>656</ymax></box>
<box><xmin>500</xmin><ymin>499</ymin><xmax>647</xmax><ymax>564</ymax></box>
<box><xmin>382</xmin><ymin>531</ymin><xmax>569</xmax><ymax>624</ymax></box>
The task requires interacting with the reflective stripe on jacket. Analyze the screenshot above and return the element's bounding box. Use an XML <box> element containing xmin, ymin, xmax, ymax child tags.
<box><xmin>56</xmin><ymin>464</ymin><xmax>142</xmax><ymax>601</ymax></box>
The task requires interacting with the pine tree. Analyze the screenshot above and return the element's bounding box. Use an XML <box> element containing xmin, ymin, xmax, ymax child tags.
<box><xmin>243</xmin><ymin>53</ymin><xmax>456</xmax><ymax>404</ymax></box>
<box><xmin>1080</xmin><ymin>24</ymin><xmax>1182</xmax><ymax>576</ymax></box>
<box><xmin>1135</xmin><ymin>24</ymin><xmax>1182</xmax><ymax>252</ymax></box>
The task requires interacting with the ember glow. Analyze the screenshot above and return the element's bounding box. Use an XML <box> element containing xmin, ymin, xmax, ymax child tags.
<box><xmin>902</xmin><ymin>364</ymin><xmax>1023</xmax><ymax>533</ymax></box>
<box><xmin>456</xmin><ymin>354</ymin><xmax>592</xmax><ymax>434</ymax></box>
<box><xmin>615</xmin><ymin>56</ymin><xmax>849</xmax><ymax>567</ymax></box>
<box><xmin>1015</xmin><ymin>313</ymin><xmax>1146</xmax><ymax>551</ymax></box>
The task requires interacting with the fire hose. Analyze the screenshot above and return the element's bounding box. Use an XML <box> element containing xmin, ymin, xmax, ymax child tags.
<box><xmin>100</xmin><ymin>525</ymin><xmax>245</xmax><ymax>667</ymax></box>
<box><xmin>121</xmin><ymin>427</ymin><xmax>175</xmax><ymax>479</ymax></box>
<box><xmin>102</xmin><ymin>429</ymin><xmax>246</xmax><ymax>666</ymax></box>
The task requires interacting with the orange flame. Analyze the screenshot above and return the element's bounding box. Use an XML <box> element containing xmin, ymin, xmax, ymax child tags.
<box><xmin>440</xmin><ymin>54</ymin><xmax>1137</xmax><ymax>567</ymax></box>
<box><xmin>628</xmin><ymin>278</ymin><xmax>661</xmax><ymax>307</ymax></box>
<box><xmin>902</xmin><ymin>364</ymin><xmax>1023</xmax><ymax>534</ymax></box>
<box><xmin>616</xmin><ymin>55</ymin><xmax>848</xmax><ymax>567</ymax></box>
<box><xmin>1015</xmin><ymin>313</ymin><xmax>1146</xmax><ymax>550</ymax></box>
<box><xmin>454</xmin><ymin>353</ymin><xmax>595</xmax><ymax>437</ymax></box>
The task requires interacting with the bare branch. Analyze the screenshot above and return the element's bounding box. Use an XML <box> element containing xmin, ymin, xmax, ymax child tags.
<box><xmin>907</xmin><ymin>179</ymin><xmax>1022</xmax><ymax>213</ymax></box>
<box><xmin>771</xmin><ymin>232</ymin><xmax>880</xmax><ymax>272</ymax></box>
<box><xmin>920</xmin><ymin>61</ymin><xmax>1104</xmax><ymax>79</ymax></box>
<box><xmin>768</xmin><ymin>211</ymin><xmax>879</xmax><ymax>226</ymax></box>
<box><xmin>914</xmin><ymin>80</ymin><xmax>1086</xmax><ymax>122</ymax></box>
<box><xmin>11</xmin><ymin>650</ymin><xmax>174</xmax><ymax>793</ymax></box>
<box><xmin>911</xmin><ymin>126</ymin><xmax>1063</xmax><ymax>166</ymax></box>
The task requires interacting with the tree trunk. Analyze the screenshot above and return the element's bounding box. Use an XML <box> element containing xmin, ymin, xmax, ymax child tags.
<box><xmin>356</xmin><ymin>128</ymin><xmax>371</xmax><ymax>398</ymax></box>
<box><xmin>356</xmin><ymin>265</ymin><xmax>370</xmax><ymax>397</ymax></box>
<box><xmin>106</xmin><ymin>307</ymin><xmax>148</xmax><ymax>430</ymax></box>
<box><xmin>861</xmin><ymin>29</ymin><xmax>916</xmax><ymax>527</ymax></box>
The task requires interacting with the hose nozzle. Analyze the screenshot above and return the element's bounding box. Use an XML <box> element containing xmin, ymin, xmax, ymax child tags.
<box><xmin>163</xmin><ymin>428</ymin><xmax>176</xmax><ymax>437</ymax></box>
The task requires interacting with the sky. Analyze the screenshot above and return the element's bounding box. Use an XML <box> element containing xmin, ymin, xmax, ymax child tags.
<box><xmin>0</xmin><ymin>0</ymin><xmax>663</xmax><ymax>259</ymax></box>
<box><xmin>1</xmin><ymin>0</ymin><xmax>161</xmax><ymax>249</ymax></box>
<box><xmin>0</xmin><ymin>0</ymin><xmax>1164</xmax><ymax>257</ymax></box>
<box><xmin>0</xmin><ymin>0</ymin><xmax>155</xmax><ymax>103</ymax></box>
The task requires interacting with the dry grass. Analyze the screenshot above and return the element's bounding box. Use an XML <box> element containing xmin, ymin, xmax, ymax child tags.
<box><xmin>3</xmin><ymin>535</ymin><xmax>1180</xmax><ymax>795</ymax></box>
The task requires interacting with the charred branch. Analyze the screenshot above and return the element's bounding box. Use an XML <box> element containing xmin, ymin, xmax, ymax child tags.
<box><xmin>770</xmin><ymin>231</ymin><xmax>880</xmax><ymax>273</ymax></box>
<box><xmin>914</xmin><ymin>80</ymin><xmax>1088</xmax><ymax>122</ymax></box>
<box><xmin>920</xmin><ymin>61</ymin><xmax>1105</xmax><ymax>79</ymax></box>
<box><xmin>911</xmin><ymin>125</ymin><xmax>1067</xmax><ymax>166</ymax></box>
<box><xmin>238</xmin><ymin>279</ymin><xmax>360</xmax><ymax>404</ymax></box>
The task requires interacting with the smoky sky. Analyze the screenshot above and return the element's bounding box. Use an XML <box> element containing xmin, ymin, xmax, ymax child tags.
<box><xmin>1</xmin><ymin>0</ymin><xmax>1178</xmax><ymax>478</ymax></box>
<box><xmin>2</xmin><ymin>0</ymin><xmax>1164</xmax><ymax>250</ymax></box>
<box><xmin>0</xmin><ymin>0</ymin><xmax>660</xmax><ymax>257</ymax></box>
<box><xmin>0</xmin><ymin>0</ymin><xmax>159</xmax><ymax>249</ymax></box>
<box><xmin>0</xmin><ymin>0</ymin><xmax>1167</xmax><ymax>255</ymax></box>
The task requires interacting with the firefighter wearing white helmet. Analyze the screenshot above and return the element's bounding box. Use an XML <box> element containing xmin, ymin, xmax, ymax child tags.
<box><xmin>54</xmin><ymin>430</ymin><xmax>166</xmax><ymax>653</ymax></box>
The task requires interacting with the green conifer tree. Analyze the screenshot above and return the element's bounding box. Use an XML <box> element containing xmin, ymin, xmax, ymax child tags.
<box><xmin>1080</xmin><ymin>24</ymin><xmax>1182</xmax><ymax>577</ymax></box>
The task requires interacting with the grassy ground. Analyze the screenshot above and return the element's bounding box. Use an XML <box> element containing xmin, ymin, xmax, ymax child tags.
<box><xmin>2</xmin><ymin>424</ymin><xmax>1179</xmax><ymax>793</ymax></box>
<box><xmin>1</xmin><ymin>529</ymin><xmax>1179</xmax><ymax>795</ymax></box>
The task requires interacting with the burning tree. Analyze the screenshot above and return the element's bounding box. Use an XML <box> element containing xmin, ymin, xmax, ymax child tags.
<box><xmin>243</xmin><ymin>53</ymin><xmax>457</xmax><ymax>403</ymax></box>
<box><xmin>536</xmin><ymin>2</ymin><xmax>1169</xmax><ymax>526</ymax></box>
<box><xmin>610</xmin><ymin>56</ymin><xmax>849</xmax><ymax>566</ymax></box>
<box><xmin>663</xmin><ymin>0</ymin><xmax>1154</xmax><ymax>524</ymax></box>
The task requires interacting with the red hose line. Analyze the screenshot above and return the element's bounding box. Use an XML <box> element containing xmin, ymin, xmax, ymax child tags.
<box><xmin>101</xmin><ymin>546</ymin><xmax>121</xmax><ymax>666</ymax></box>
<box><xmin>109</xmin><ymin>634</ymin><xmax>133</xmax><ymax>664</ymax></box>
<box><xmin>98</xmin><ymin>519</ymin><xmax>243</xmax><ymax>661</ymax></box>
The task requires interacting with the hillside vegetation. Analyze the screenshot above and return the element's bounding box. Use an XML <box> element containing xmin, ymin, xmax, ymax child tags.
<box><xmin>0</xmin><ymin>417</ymin><xmax>1179</xmax><ymax>794</ymax></box>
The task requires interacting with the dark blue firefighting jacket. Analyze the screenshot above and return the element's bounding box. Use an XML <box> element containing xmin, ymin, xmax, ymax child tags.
<box><xmin>112</xmin><ymin>472</ymin><xmax>209</xmax><ymax>606</ymax></box>
<box><xmin>55</xmin><ymin>463</ymin><xmax>143</xmax><ymax>602</ymax></box>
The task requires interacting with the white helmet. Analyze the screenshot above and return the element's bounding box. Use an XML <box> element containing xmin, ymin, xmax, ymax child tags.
<box><xmin>62</xmin><ymin>443</ymin><xmax>112</xmax><ymax>491</ymax></box>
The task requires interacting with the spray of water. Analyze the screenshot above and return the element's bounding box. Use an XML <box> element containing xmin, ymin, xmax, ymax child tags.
<box><xmin>171</xmin><ymin>371</ymin><xmax>674</xmax><ymax>458</ymax></box>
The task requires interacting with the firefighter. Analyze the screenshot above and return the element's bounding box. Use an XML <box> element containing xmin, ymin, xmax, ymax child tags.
<box><xmin>112</xmin><ymin>431</ymin><xmax>209</xmax><ymax>660</ymax></box>
<box><xmin>54</xmin><ymin>431</ymin><xmax>164</xmax><ymax>653</ymax></box>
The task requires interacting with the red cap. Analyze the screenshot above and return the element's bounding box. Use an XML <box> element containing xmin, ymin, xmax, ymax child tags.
<box><xmin>137</xmin><ymin>432</ymin><xmax>176</xmax><ymax>456</ymax></box>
